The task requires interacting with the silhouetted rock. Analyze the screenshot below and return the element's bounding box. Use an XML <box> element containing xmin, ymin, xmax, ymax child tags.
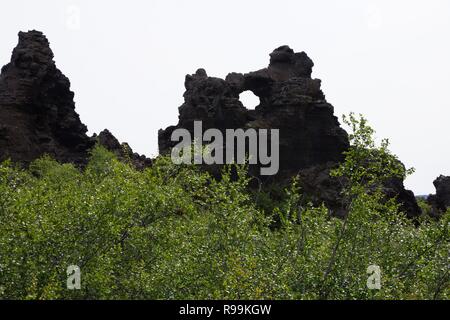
<box><xmin>95</xmin><ymin>129</ymin><xmax>152</xmax><ymax>170</ymax></box>
<box><xmin>159</xmin><ymin>45</ymin><xmax>421</xmax><ymax>218</ymax></box>
<box><xmin>0</xmin><ymin>32</ymin><xmax>422</xmax><ymax>217</ymax></box>
<box><xmin>427</xmin><ymin>175</ymin><xmax>450</xmax><ymax>217</ymax></box>
<box><xmin>383</xmin><ymin>176</ymin><xmax>422</xmax><ymax>219</ymax></box>
<box><xmin>0</xmin><ymin>30</ymin><xmax>94</xmax><ymax>165</ymax></box>
<box><xmin>159</xmin><ymin>46</ymin><xmax>349</xmax><ymax>175</ymax></box>
<box><xmin>0</xmin><ymin>30</ymin><xmax>150</xmax><ymax>169</ymax></box>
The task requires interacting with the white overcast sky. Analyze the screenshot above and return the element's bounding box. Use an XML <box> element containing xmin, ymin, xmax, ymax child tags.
<box><xmin>1</xmin><ymin>0</ymin><xmax>449</xmax><ymax>194</ymax></box>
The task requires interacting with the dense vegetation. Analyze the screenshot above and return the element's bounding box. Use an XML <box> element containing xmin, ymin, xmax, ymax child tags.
<box><xmin>0</xmin><ymin>115</ymin><xmax>448</xmax><ymax>300</ymax></box>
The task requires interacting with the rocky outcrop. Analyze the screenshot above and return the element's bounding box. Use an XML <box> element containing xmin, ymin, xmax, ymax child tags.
<box><xmin>0</xmin><ymin>32</ymin><xmax>422</xmax><ymax>217</ymax></box>
<box><xmin>382</xmin><ymin>176</ymin><xmax>422</xmax><ymax>218</ymax></box>
<box><xmin>0</xmin><ymin>30</ymin><xmax>94</xmax><ymax>165</ymax></box>
<box><xmin>159</xmin><ymin>46</ymin><xmax>349</xmax><ymax>176</ymax></box>
<box><xmin>0</xmin><ymin>30</ymin><xmax>150</xmax><ymax>169</ymax></box>
<box><xmin>427</xmin><ymin>175</ymin><xmax>450</xmax><ymax>217</ymax></box>
<box><xmin>159</xmin><ymin>45</ymin><xmax>421</xmax><ymax>218</ymax></box>
<box><xmin>95</xmin><ymin>129</ymin><xmax>152</xmax><ymax>170</ymax></box>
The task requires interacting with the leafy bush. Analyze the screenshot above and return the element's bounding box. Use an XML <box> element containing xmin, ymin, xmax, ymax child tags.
<box><xmin>0</xmin><ymin>117</ymin><xmax>448</xmax><ymax>300</ymax></box>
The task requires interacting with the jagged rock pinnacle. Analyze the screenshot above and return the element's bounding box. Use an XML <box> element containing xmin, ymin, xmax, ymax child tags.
<box><xmin>0</xmin><ymin>30</ymin><xmax>151</xmax><ymax>169</ymax></box>
<box><xmin>0</xmin><ymin>30</ymin><xmax>93</xmax><ymax>165</ymax></box>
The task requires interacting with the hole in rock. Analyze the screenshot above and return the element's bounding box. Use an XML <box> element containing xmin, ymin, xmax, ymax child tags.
<box><xmin>239</xmin><ymin>90</ymin><xmax>260</xmax><ymax>110</ymax></box>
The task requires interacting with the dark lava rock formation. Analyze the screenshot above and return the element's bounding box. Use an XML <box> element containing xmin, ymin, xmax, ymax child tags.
<box><xmin>0</xmin><ymin>30</ymin><xmax>150</xmax><ymax>168</ymax></box>
<box><xmin>159</xmin><ymin>45</ymin><xmax>421</xmax><ymax>218</ymax></box>
<box><xmin>159</xmin><ymin>46</ymin><xmax>349</xmax><ymax>172</ymax></box>
<box><xmin>0</xmin><ymin>32</ymin><xmax>422</xmax><ymax>218</ymax></box>
<box><xmin>94</xmin><ymin>129</ymin><xmax>152</xmax><ymax>170</ymax></box>
<box><xmin>427</xmin><ymin>175</ymin><xmax>450</xmax><ymax>217</ymax></box>
<box><xmin>0</xmin><ymin>30</ymin><xmax>93</xmax><ymax>165</ymax></box>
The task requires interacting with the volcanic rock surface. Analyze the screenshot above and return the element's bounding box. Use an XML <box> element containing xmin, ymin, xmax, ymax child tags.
<box><xmin>94</xmin><ymin>129</ymin><xmax>152</xmax><ymax>170</ymax></box>
<box><xmin>159</xmin><ymin>45</ymin><xmax>421</xmax><ymax>218</ymax></box>
<box><xmin>0</xmin><ymin>32</ymin><xmax>422</xmax><ymax>217</ymax></box>
<box><xmin>427</xmin><ymin>175</ymin><xmax>450</xmax><ymax>217</ymax></box>
<box><xmin>159</xmin><ymin>46</ymin><xmax>349</xmax><ymax>173</ymax></box>
<box><xmin>0</xmin><ymin>30</ymin><xmax>93</xmax><ymax>165</ymax></box>
<box><xmin>0</xmin><ymin>30</ymin><xmax>150</xmax><ymax>168</ymax></box>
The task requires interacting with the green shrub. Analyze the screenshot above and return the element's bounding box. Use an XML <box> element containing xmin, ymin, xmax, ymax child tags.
<box><xmin>0</xmin><ymin>121</ymin><xmax>448</xmax><ymax>300</ymax></box>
